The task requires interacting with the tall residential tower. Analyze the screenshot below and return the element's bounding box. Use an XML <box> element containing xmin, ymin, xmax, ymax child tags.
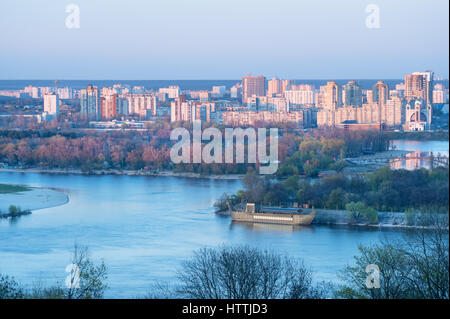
<box><xmin>242</xmin><ymin>76</ymin><xmax>266</xmax><ymax>104</ymax></box>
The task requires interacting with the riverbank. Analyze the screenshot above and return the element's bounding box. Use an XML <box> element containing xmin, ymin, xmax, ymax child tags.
<box><xmin>217</xmin><ymin>208</ymin><xmax>448</xmax><ymax>230</ymax></box>
<box><xmin>0</xmin><ymin>168</ymin><xmax>244</xmax><ymax>180</ymax></box>
<box><xmin>0</xmin><ymin>187</ymin><xmax>69</xmax><ymax>214</ymax></box>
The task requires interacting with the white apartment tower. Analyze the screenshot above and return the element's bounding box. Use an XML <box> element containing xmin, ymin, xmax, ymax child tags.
<box><xmin>43</xmin><ymin>93</ymin><xmax>59</xmax><ymax>116</ymax></box>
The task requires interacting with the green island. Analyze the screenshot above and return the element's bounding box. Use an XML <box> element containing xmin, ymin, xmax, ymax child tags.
<box><xmin>0</xmin><ymin>183</ymin><xmax>30</xmax><ymax>194</ymax></box>
<box><xmin>0</xmin><ymin>184</ymin><xmax>32</xmax><ymax>218</ymax></box>
<box><xmin>216</xmin><ymin>135</ymin><xmax>449</xmax><ymax>227</ymax></box>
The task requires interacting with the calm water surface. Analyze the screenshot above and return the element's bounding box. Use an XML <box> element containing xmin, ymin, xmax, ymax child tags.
<box><xmin>1</xmin><ymin>139</ymin><xmax>446</xmax><ymax>298</ymax></box>
<box><xmin>390</xmin><ymin>140</ymin><xmax>449</xmax><ymax>169</ymax></box>
<box><xmin>391</xmin><ymin>139</ymin><xmax>449</xmax><ymax>155</ymax></box>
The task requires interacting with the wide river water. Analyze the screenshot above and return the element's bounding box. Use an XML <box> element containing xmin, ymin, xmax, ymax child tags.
<box><xmin>0</xmin><ymin>139</ymin><xmax>448</xmax><ymax>298</ymax></box>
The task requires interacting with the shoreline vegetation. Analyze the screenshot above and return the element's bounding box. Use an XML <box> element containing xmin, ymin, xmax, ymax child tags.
<box><xmin>217</xmin><ymin>208</ymin><xmax>449</xmax><ymax>230</ymax></box>
<box><xmin>0</xmin><ymin>205</ymin><xmax>31</xmax><ymax>219</ymax></box>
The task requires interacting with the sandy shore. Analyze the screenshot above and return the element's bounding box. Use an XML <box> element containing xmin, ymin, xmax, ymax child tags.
<box><xmin>0</xmin><ymin>168</ymin><xmax>244</xmax><ymax>180</ymax></box>
<box><xmin>0</xmin><ymin>187</ymin><xmax>69</xmax><ymax>213</ymax></box>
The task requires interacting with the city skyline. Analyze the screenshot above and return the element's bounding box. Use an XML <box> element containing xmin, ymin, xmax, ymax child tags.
<box><xmin>0</xmin><ymin>0</ymin><xmax>448</xmax><ymax>80</ymax></box>
<box><xmin>2</xmin><ymin>69</ymin><xmax>446</xmax><ymax>134</ymax></box>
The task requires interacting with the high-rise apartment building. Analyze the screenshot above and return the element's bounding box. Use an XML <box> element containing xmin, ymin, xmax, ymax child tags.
<box><xmin>267</xmin><ymin>78</ymin><xmax>282</xmax><ymax>96</ymax></box>
<box><xmin>323</xmin><ymin>81</ymin><xmax>341</xmax><ymax>111</ymax></box>
<box><xmin>405</xmin><ymin>74</ymin><xmax>425</xmax><ymax>101</ymax></box>
<box><xmin>405</xmin><ymin>71</ymin><xmax>433</xmax><ymax>105</ymax></box>
<box><xmin>43</xmin><ymin>93</ymin><xmax>59</xmax><ymax>116</ymax></box>
<box><xmin>412</xmin><ymin>71</ymin><xmax>433</xmax><ymax>106</ymax></box>
<box><xmin>80</xmin><ymin>85</ymin><xmax>100</xmax><ymax>120</ymax></box>
<box><xmin>127</xmin><ymin>93</ymin><xmax>157</xmax><ymax>118</ymax></box>
<box><xmin>212</xmin><ymin>86</ymin><xmax>226</xmax><ymax>97</ymax></box>
<box><xmin>372</xmin><ymin>81</ymin><xmax>390</xmax><ymax>105</ymax></box>
<box><xmin>116</xmin><ymin>95</ymin><xmax>129</xmax><ymax>116</ymax></box>
<box><xmin>230</xmin><ymin>84</ymin><xmax>241</xmax><ymax>99</ymax></box>
<box><xmin>343</xmin><ymin>81</ymin><xmax>362</xmax><ymax>107</ymax></box>
<box><xmin>383</xmin><ymin>96</ymin><xmax>405</xmax><ymax>127</ymax></box>
<box><xmin>432</xmin><ymin>84</ymin><xmax>447</xmax><ymax>104</ymax></box>
<box><xmin>159</xmin><ymin>86</ymin><xmax>180</xmax><ymax>99</ymax></box>
<box><xmin>56</xmin><ymin>87</ymin><xmax>73</xmax><ymax>99</ymax></box>
<box><xmin>372</xmin><ymin>81</ymin><xmax>389</xmax><ymax>124</ymax></box>
<box><xmin>317</xmin><ymin>81</ymin><xmax>342</xmax><ymax>126</ymax></box>
<box><xmin>170</xmin><ymin>95</ymin><xmax>187</xmax><ymax>122</ymax></box>
<box><xmin>284</xmin><ymin>88</ymin><xmax>315</xmax><ymax>105</ymax></box>
<box><xmin>100</xmin><ymin>94</ymin><xmax>118</xmax><ymax>120</ymax></box>
<box><xmin>242</xmin><ymin>76</ymin><xmax>266</xmax><ymax>104</ymax></box>
<box><xmin>191</xmin><ymin>102</ymin><xmax>215</xmax><ymax>122</ymax></box>
<box><xmin>281</xmin><ymin>80</ymin><xmax>293</xmax><ymax>93</ymax></box>
<box><xmin>24</xmin><ymin>85</ymin><xmax>40</xmax><ymax>99</ymax></box>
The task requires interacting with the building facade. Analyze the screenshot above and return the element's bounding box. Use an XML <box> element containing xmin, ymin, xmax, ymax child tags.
<box><xmin>43</xmin><ymin>93</ymin><xmax>59</xmax><ymax>119</ymax></box>
<box><xmin>343</xmin><ymin>81</ymin><xmax>362</xmax><ymax>107</ymax></box>
<box><xmin>242</xmin><ymin>76</ymin><xmax>266</xmax><ymax>104</ymax></box>
<box><xmin>80</xmin><ymin>85</ymin><xmax>100</xmax><ymax>120</ymax></box>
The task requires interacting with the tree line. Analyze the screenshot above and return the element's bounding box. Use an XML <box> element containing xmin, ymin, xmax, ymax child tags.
<box><xmin>0</xmin><ymin>126</ymin><xmax>392</xmax><ymax>175</ymax></box>
<box><xmin>215</xmin><ymin>165</ymin><xmax>449</xmax><ymax>222</ymax></box>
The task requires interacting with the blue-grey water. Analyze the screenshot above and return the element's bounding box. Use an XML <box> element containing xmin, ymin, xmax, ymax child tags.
<box><xmin>392</xmin><ymin>139</ymin><xmax>449</xmax><ymax>155</ymax></box>
<box><xmin>0</xmin><ymin>139</ymin><xmax>448</xmax><ymax>298</ymax></box>
<box><xmin>0</xmin><ymin>173</ymin><xmax>407</xmax><ymax>298</ymax></box>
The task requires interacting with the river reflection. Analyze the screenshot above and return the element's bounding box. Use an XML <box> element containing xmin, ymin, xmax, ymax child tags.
<box><xmin>390</xmin><ymin>140</ymin><xmax>449</xmax><ymax>170</ymax></box>
<box><xmin>230</xmin><ymin>221</ymin><xmax>315</xmax><ymax>233</ymax></box>
<box><xmin>390</xmin><ymin>151</ymin><xmax>449</xmax><ymax>170</ymax></box>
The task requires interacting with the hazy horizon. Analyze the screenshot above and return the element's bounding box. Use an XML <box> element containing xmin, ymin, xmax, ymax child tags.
<box><xmin>1</xmin><ymin>77</ymin><xmax>449</xmax><ymax>81</ymax></box>
<box><xmin>1</xmin><ymin>0</ymin><xmax>449</xmax><ymax>79</ymax></box>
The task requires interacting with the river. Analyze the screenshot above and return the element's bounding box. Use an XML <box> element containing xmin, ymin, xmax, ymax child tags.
<box><xmin>0</xmin><ymin>139</ymin><xmax>448</xmax><ymax>298</ymax></box>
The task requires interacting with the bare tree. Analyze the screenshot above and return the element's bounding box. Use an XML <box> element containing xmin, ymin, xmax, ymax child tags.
<box><xmin>175</xmin><ymin>245</ymin><xmax>328</xmax><ymax>299</ymax></box>
<box><xmin>402</xmin><ymin>214</ymin><xmax>449</xmax><ymax>299</ymax></box>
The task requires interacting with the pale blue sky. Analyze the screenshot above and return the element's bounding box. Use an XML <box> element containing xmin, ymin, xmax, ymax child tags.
<box><xmin>0</xmin><ymin>0</ymin><xmax>448</xmax><ymax>79</ymax></box>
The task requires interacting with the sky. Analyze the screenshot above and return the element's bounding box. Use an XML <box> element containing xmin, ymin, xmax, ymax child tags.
<box><xmin>0</xmin><ymin>0</ymin><xmax>448</xmax><ymax>80</ymax></box>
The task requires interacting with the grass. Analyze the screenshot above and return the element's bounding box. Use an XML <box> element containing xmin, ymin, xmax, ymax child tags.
<box><xmin>0</xmin><ymin>184</ymin><xmax>31</xmax><ymax>194</ymax></box>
